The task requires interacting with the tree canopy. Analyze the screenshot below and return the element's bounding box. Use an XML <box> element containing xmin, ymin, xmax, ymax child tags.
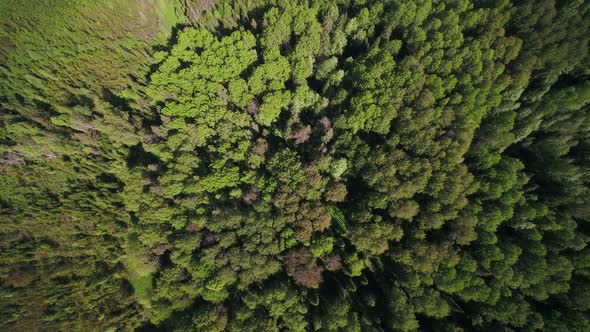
<box><xmin>1</xmin><ymin>0</ymin><xmax>589</xmax><ymax>331</ymax></box>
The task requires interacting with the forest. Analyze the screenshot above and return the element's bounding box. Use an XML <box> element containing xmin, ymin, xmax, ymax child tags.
<box><xmin>0</xmin><ymin>0</ymin><xmax>589</xmax><ymax>331</ymax></box>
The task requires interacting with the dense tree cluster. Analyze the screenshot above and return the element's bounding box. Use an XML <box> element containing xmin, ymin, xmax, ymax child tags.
<box><xmin>1</xmin><ymin>0</ymin><xmax>589</xmax><ymax>331</ymax></box>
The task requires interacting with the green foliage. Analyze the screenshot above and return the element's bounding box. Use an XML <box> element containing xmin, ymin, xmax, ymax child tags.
<box><xmin>1</xmin><ymin>0</ymin><xmax>590</xmax><ymax>331</ymax></box>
